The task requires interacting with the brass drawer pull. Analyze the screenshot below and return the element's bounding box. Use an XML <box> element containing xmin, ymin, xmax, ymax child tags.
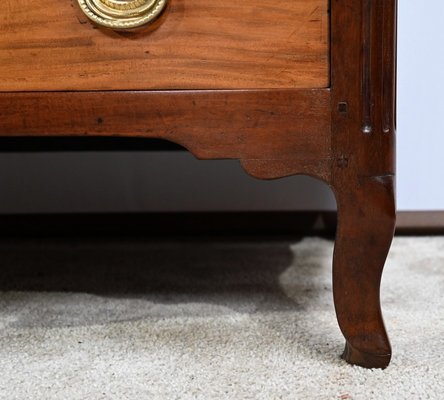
<box><xmin>77</xmin><ymin>0</ymin><xmax>168</xmax><ymax>31</ymax></box>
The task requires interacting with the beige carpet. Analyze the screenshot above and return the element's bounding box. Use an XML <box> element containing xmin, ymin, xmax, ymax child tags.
<box><xmin>0</xmin><ymin>236</ymin><xmax>443</xmax><ymax>399</ymax></box>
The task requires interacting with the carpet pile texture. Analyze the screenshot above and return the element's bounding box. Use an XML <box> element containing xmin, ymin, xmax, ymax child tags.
<box><xmin>0</xmin><ymin>236</ymin><xmax>443</xmax><ymax>399</ymax></box>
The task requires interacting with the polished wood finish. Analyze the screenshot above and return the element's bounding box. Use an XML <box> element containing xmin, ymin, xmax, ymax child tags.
<box><xmin>333</xmin><ymin>176</ymin><xmax>395</xmax><ymax>368</ymax></box>
<box><xmin>0</xmin><ymin>0</ymin><xmax>329</xmax><ymax>91</ymax></box>
<box><xmin>0</xmin><ymin>90</ymin><xmax>331</xmax><ymax>166</ymax></box>
<box><xmin>0</xmin><ymin>0</ymin><xmax>397</xmax><ymax>369</ymax></box>
<box><xmin>330</xmin><ymin>0</ymin><xmax>397</xmax><ymax>368</ymax></box>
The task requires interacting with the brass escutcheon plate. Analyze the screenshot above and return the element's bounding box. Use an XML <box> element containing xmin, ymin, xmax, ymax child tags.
<box><xmin>77</xmin><ymin>0</ymin><xmax>168</xmax><ymax>31</ymax></box>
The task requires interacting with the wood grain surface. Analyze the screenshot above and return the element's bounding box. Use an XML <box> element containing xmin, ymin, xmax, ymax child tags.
<box><xmin>0</xmin><ymin>90</ymin><xmax>331</xmax><ymax>177</ymax></box>
<box><xmin>0</xmin><ymin>0</ymin><xmax>329</xmax><ymax>91</ymax></box>
<box><xmin>329</xmin><ymin>0</ymin><xmax>397</xmax><ymax>369</ymax></box>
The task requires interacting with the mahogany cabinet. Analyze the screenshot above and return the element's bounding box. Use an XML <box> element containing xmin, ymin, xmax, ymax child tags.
<box><xmin>0</xmin><ymin>0</ymin><xmax>397</xmax><ymax>368</ymax></box>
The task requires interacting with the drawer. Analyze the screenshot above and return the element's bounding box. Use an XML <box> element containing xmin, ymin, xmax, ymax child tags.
<box><xmin>0</xmin><ymin>0</ymin><xmax>329</xmax><ymax>91</ymax></box>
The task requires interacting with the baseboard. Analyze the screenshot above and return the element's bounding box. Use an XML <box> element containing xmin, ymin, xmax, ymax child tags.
<box><xmin>0</xmin><ymin>212</ymin><xmax>336</xmax><ymax>238</ymax></box>
<box><xmin>396</xmin><ymin>211</ymin><xmax>444</xmax><ymax>234</ymax></box>
<box><xmin>0</xmin><ymin>211</ymin><xmax>441</xmax><ymax>238</ymax></box>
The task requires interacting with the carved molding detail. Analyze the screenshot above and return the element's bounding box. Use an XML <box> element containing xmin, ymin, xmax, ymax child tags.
<box><xmin>361</xmin><ymin>0</ymin><xmax>373</xmax><ymax>134</ymax></box>
<box><xmin>360</xmin><ymin>0</ymin><xmax>397</xmax><ymax>135</ymax></box>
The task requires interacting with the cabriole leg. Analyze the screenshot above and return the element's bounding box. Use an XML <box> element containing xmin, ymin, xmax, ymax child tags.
<box><xmin>332</xmin><ymin>174</ymin><xmax>395</xmax><ymax>369</ymax></box>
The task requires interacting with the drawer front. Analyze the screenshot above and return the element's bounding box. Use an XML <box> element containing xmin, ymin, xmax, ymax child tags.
<box><xmin>0</xmin><ymin>0</ymin><xmax>329</xmax><ymax>91</ymax></box>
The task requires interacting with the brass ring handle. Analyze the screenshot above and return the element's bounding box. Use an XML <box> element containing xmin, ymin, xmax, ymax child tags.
<box><xmin>77</xmin><ymin>0</ymin><xmax>168</xmax><ymax>31</ymax></box>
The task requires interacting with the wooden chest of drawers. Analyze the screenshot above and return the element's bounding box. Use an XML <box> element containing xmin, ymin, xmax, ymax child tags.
<box><xmin>0</xmin><ymin>0</ymin><xmax>397</xmax><ymax>369</ymax></box>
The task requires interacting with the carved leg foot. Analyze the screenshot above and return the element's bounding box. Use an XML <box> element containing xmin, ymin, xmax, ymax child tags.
<box><xmin>332</xmin><ymin>174</ymin><xmax>395</xmax><ymax>369</ymax></box>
